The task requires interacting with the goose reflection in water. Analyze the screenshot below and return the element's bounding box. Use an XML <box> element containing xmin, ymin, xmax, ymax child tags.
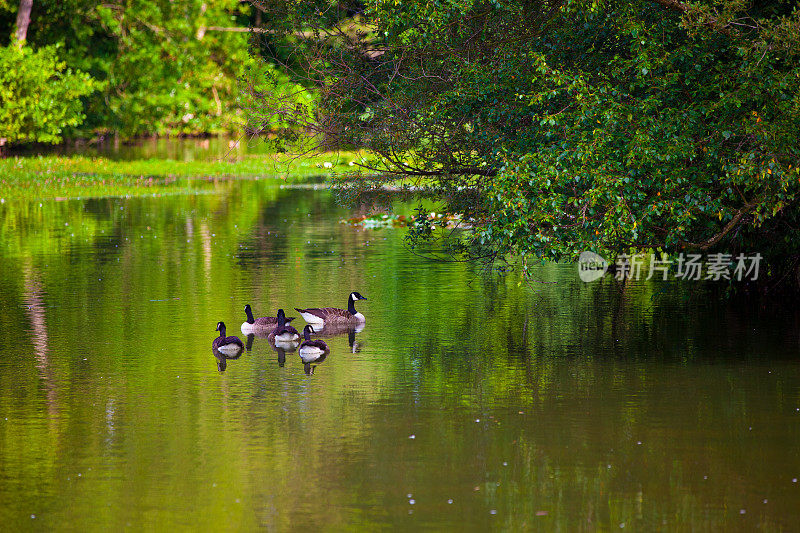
<box><xmin>243</xmin><ymin>330</ymin><xmax>297</xmax><ymax>367</ymax></box>
<box><xmin>299</xmin><ymin>345</ymin><xmax>327</xmax><ymax>374</ymax></box>
<box><xmin>245</xmin><ymin>334</ymin><xmax>255</xmax><ymax>352</ymax></box>
<box><xmin>302</xmin><ymin>355</ymin><xmax>327</xmax><ymax>375</ymax></box>
<box><xmin>268</xmin><ymin>337</ymin><xmax>298</xmax><ymax>367</ymax></box>
<box><xmin>310</xmin><ymin>322</ymin><xmax>364</xmax><ymax>353</ymax></box>
<box><xmin>212</xmin><ymin>346</ymin><xmax>242</xmax><ymax>372</ymax></box>
<box><xmin>248</xmin><ymin>326</ymin><xmax>300</xmax><ymax>353</ymax></box>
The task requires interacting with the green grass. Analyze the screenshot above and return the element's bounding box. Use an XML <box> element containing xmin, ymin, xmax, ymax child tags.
<box><xmin>0</xmin><ymin>152</ymin><xmax>361</xmax><ymax>200</ymax></box>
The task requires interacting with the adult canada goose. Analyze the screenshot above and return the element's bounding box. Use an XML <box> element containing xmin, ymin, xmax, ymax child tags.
<box><xmin>213</xmin><ymin>321</ymin><xmax>244</xmax><ymax>356</ymax></box>
<box><xmin>241</xmin><ymin>305</ymin><xmax>295</xmax><ymax>334</ymax></box>
<box><xmin>298</xmin><ymin>325</ymin><xmax>330</xmax><ymax>361</ymax></box>
<box><xmin>212</xmin><ymin>345</ymin><xmax>242</xmax><ymax>372</ymax></box>
<box><xmin>267</xmin><ymin>309</ymin><xmax>301</xmax><ymax>343</ymax></box>
<box><xmin>294</xmin><ymin>291</ymin><xmax>367</xmax><ymax>325</ymax></box>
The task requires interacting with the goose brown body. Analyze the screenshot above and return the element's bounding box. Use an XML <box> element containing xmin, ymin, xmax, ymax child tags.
<box><xmin>295</xmin><ymin>292</ymin><xmax>367</xmax><ymax>325</ymax></box>
<box><xmin>242</xmin><ymin>305</ymin><xmax>295</xmax><ymax>333</ymax></box>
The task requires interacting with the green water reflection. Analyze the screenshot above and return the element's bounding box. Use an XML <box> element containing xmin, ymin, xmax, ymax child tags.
<box><xmin>1</xmin><ymin>179</ymin><xmax>799</xmax><ymax>530</ymax></box>
<box><xmin>12</xmin><ymin>135</ymin><xmax>274</xmax><ymax>162</ymax></box>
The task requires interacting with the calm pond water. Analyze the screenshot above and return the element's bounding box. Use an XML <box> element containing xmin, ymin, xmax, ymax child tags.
<box><xmin>13</xmin><ymin>135</ymin><xmax>275</xmax><ymax>162</ymax></box>
<box><xmin>1</xmin><ymin>176</ymin><xmax>800</xmax><ymax>531</ymax></box>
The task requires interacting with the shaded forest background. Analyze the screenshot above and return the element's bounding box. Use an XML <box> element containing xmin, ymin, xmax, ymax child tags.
<box><xmin>0</xmin><ymin>0</ymin><xmax>295</xmax><ymax>143</ymax></box>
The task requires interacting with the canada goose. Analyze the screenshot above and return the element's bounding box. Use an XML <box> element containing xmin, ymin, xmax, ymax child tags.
<box><xmin>299</xmin><ymin>325</ymin><xmax>330</xmax><ymax>362</ymax></box>
<box><xmin>267</xmin><ymin>309</ymin><xmax>301</xmax><ymax>343</ymax></box>
<box><xmin>213</xmin><ymin>321</ymin><xmax>244</xmax><ymax>356</ymax></box>
<box><xmin>294</xmin><ymin>291</ymin><xmax>367</xmax><ymax>325</ymax></box>
<box><xmin>241</xmin><ymin>305</ymin><xmax>295</xmax><ymax>334</ymax></box>
<box><xmin>212</xmin><ymin>344</ymin><xmax>242</xmax><ymax>372</ymax></box>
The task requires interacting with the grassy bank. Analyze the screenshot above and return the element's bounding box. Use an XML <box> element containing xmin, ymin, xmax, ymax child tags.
<box><xmin>0</xmin><ymin>152</ymin><xmax>360</xmax><ymax>200</ymax></box>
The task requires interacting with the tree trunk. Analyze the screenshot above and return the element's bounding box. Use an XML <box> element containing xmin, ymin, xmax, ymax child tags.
<box><xmin>14</xmin><ymin>0</ymin><xmax>33</xmax><ymax>46</ymax></box>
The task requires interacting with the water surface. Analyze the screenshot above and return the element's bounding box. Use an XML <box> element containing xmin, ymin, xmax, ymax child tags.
<box><xmin>11</xmin><ymin>135</ymin><xmax>272</xmax><ymax>162</ymax></box>
<box><xmin>1</xmin><ymin>178</ymin><xmax>799</xmax><ymax>530</ymax></box>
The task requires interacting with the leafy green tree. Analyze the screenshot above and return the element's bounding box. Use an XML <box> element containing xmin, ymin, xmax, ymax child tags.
<box><xmin>84</xmin><ymin>0</ymin><xmax>253</xmax><ymax>135</ymax></box>
<box><xmin>255</xmin><ymin>0</ymin><xmax>800</xmax><ymax>292</ymax></box>
<box><xmin>0</xmin><ymin>0</ymin><xmax>279</xmax><ymax>137</ymax></box>
<box><xmin>0</xmin><ymin>44</ymin><xmax>97</xmax><ymax>145</ymax></box>
<box><xmin>0</xmin><ymin>0</ymin><xmax>96</xmax><ymax>146</ymax></box>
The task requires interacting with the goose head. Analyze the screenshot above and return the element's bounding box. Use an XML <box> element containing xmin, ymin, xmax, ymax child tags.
<box><xmin>346</xmin><ymin>292</ymin><xmax>367</xmax><ymax>318</ymax></box>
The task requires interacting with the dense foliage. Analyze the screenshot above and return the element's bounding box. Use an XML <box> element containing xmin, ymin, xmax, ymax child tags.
<box><xmin>0</xmin><ymin>44</ymin><xmax>97</xmax><ymax>144</ymax></box>
<box><xmin>0</xmin><ymin>0</ymin><xmax>293</xmax><ymax>139</ymax></box>
<box><xmin>255</xmin><ymin>0</ymin><xmax>800</xmax><ymax>292</ymax></box>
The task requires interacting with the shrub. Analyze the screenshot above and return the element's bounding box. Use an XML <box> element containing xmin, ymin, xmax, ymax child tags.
<box><xmin>0</xmin><ymin>44</ymin><xmax>97</xmax><ymax>145</ymax></box>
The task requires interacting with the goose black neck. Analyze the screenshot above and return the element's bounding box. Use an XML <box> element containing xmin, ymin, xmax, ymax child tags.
<box><xmin>218</xmin><ymin>324</ymin><xmax>226</xmax><ymax>338</ymax></box>
<box><xmin>245</xmin><ymin>306</ymin><xmax>255</xmax><ymax>324</ymax></box>
<box><xmin>276</xmin><ymin>310</ymin><xmax>286</xmax><ymax>328</ymax></box>
<box><xmin>304</xmin><ymin>326</ymin><xmax>312</xmax><ymax>341</ymax></box>
<box><xmin>348</xmin><ymin>297</ymin><xmax>357</xmax><ymax>315</ymax></box>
